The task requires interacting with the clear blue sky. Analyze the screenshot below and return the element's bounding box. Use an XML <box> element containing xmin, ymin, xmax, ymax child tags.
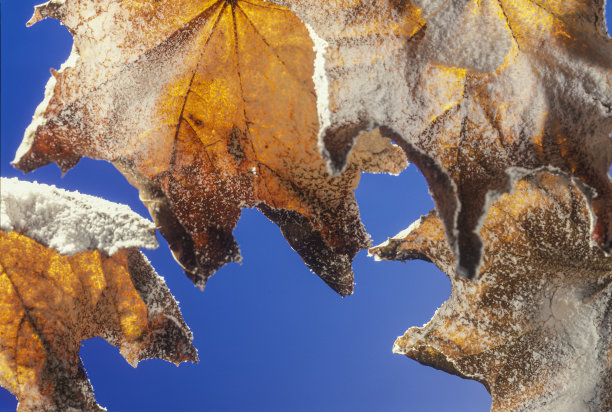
<box><xmin>1</xmin><ymin>2</ymin><xmax>610</xmax><ymax>411</ymax></box>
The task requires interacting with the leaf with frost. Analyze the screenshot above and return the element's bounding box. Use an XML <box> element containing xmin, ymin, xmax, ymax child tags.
<box><xmin>0</xmin><ymin>179</ymin><xmax>197</xmax><ymax>412</ymax></box>
<box><xmin>370</xmin><ymin>172</ymin><xmax>612</xmax><ymax>411</ymax></box>
<box><xmin>268</xmin><ymin>0</ymin><xmax>612</xmax><ymax>278</ymax></box>
<box><xmin>13</xmin><ymin>0</ymin><xmax>406</xmax><ymax>295</ymax></box>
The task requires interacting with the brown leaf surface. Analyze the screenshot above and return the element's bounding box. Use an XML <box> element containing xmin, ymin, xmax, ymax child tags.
<box><xmin>0</xmin><ymin>231</ymin><xmax>197</xmax><ymax>412</ymax></box>
<box><xmin>14</xmin><ymin>0</ymin><xmax>406</xmax><ymax>296</ymax></box>
<box><xmin>269</xmin><ymin>0</ymin><xmax>612</xmax><ymax>278</ymax></box>
<box><xmin>370</xmin><ymin>172</ymin><xmax>612</xmax><ymax>411</ymax></box>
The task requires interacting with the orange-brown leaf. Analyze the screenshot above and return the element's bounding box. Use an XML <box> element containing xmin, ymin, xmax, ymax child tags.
<box><xmin>14</xmin><ymin>0</ymin><xmax>406</xmax><ymax>295</ymax></box>
<box><xmin>0</xmin><ymin>231</ymin><xmax>196</xmax><ymax>412</ymax></box>
<box><xmin>370</xmin><ymin>172</ymin><xmax>612</xmax><ymax>411</ymax></box>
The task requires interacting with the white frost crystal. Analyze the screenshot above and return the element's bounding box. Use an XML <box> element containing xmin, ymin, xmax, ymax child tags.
<box><xmin>0</xmin><ymin>177</ymin><xmax>157</xmax><ymax>255</ymax></box>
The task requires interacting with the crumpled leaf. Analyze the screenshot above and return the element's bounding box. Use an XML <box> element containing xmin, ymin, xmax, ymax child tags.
<box><xmin>13</xmin><ymin>0</ymin><xmax>406</xmax><ymax>296</ymax></box>
<box><xmin>268</xmin><ymin>0</ymin><xmax>612</xmax><ymax>278</ymax></box>
<box><xmin>370</xmin><ymin>172</ymin><xmax>612</xmax><ymax>411</ymax></box>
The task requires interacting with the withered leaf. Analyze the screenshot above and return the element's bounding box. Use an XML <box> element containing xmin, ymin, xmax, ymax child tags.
<box><xmin>268</xmin><ymin>0</ymin><xmax>612</xmax><ymax>278</ymax></box>
<box><xmin>14</xmin><ymin>0</ymin><xmax>406</xmax><ymax>295</ymax></box>
<box><xmin>0</xmin><ymin>179</ymin><xmax>196</xmax><ymax>412</ymax></box>
<box><xmin>370</xmin><ymin>172</ymin><xmax>612</xmax><ymax>411</ymax></box>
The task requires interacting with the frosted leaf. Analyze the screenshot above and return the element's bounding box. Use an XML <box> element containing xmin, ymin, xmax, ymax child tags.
<box><xmin>13</xmin><ymin>0</ymin><xmax>407</xmax><ymax>295</ymax></box>
<box><xmin>0</xmin><ymin>180</ymin><xmax>196</xmax><ymax>411</ymax></box>
<box><xmin>370</xmin><ymin>172</ymin><xmax>612</xmax><ymax>411</ymax></box>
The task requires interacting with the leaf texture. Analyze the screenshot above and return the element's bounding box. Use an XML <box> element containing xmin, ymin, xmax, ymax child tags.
<box><xmin>268</xmin><ymin>0</ymin><xmax>612</xmax><ymax>278</ymax></box>
<box><xmin>14</xmin><ymin>0</ymin><xmax>406</xmax><ymax>295</ymax></box>
<box><xmin>370</xmin><ymin>172</ymin><xmax>612</xmax><ymax>411</ymax></box>
<box><xmin>0</xmin><ymin>235</ymin><xmax>197</xmax><ymax>412</ymax></box>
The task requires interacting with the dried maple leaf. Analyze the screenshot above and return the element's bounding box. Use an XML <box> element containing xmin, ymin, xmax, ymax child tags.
<box><xmin>0</xmin><ymin>179</ymin><xmax>197</xmax><ymax>412</ymax></box>
<box><xmin>13</xmin><ymin>0</ymin><xmax>406</xmax><ymax>296</ymax></box>
<box><xmin>370</xmin><ymin>172</ymin><xmax>612</xmax><ymax>411</ymax></box>
<box><xmin>268</xmin><ymin>0</ymin><xmax>612</xmax><ymax>278</ymax></box>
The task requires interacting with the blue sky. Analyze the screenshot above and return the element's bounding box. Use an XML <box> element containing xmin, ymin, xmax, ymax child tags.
<box><xmin>1</xmin><ymin>2</ymin><xmax>610</xmax><ymax>411</ymax></box>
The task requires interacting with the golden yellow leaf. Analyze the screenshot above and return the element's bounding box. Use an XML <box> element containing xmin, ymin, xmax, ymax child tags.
<box><xmin>271</xmin><ymin>0</ymin><xmax>612</xmax><ymax>278</ymax></box>
<box><xmin>14</xmin><ymin>0</ymin><xmax>406</xmax><ymax>295</ymax></box>
<box><xmin>370</xmin><ymin>172</ymin><xmax>612</xmax><ymax>411</ymax></box>
<box><xmin>0</xmin><ymin>231</ymin><xmax>197</xmax><ymax>412</ymax></box>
